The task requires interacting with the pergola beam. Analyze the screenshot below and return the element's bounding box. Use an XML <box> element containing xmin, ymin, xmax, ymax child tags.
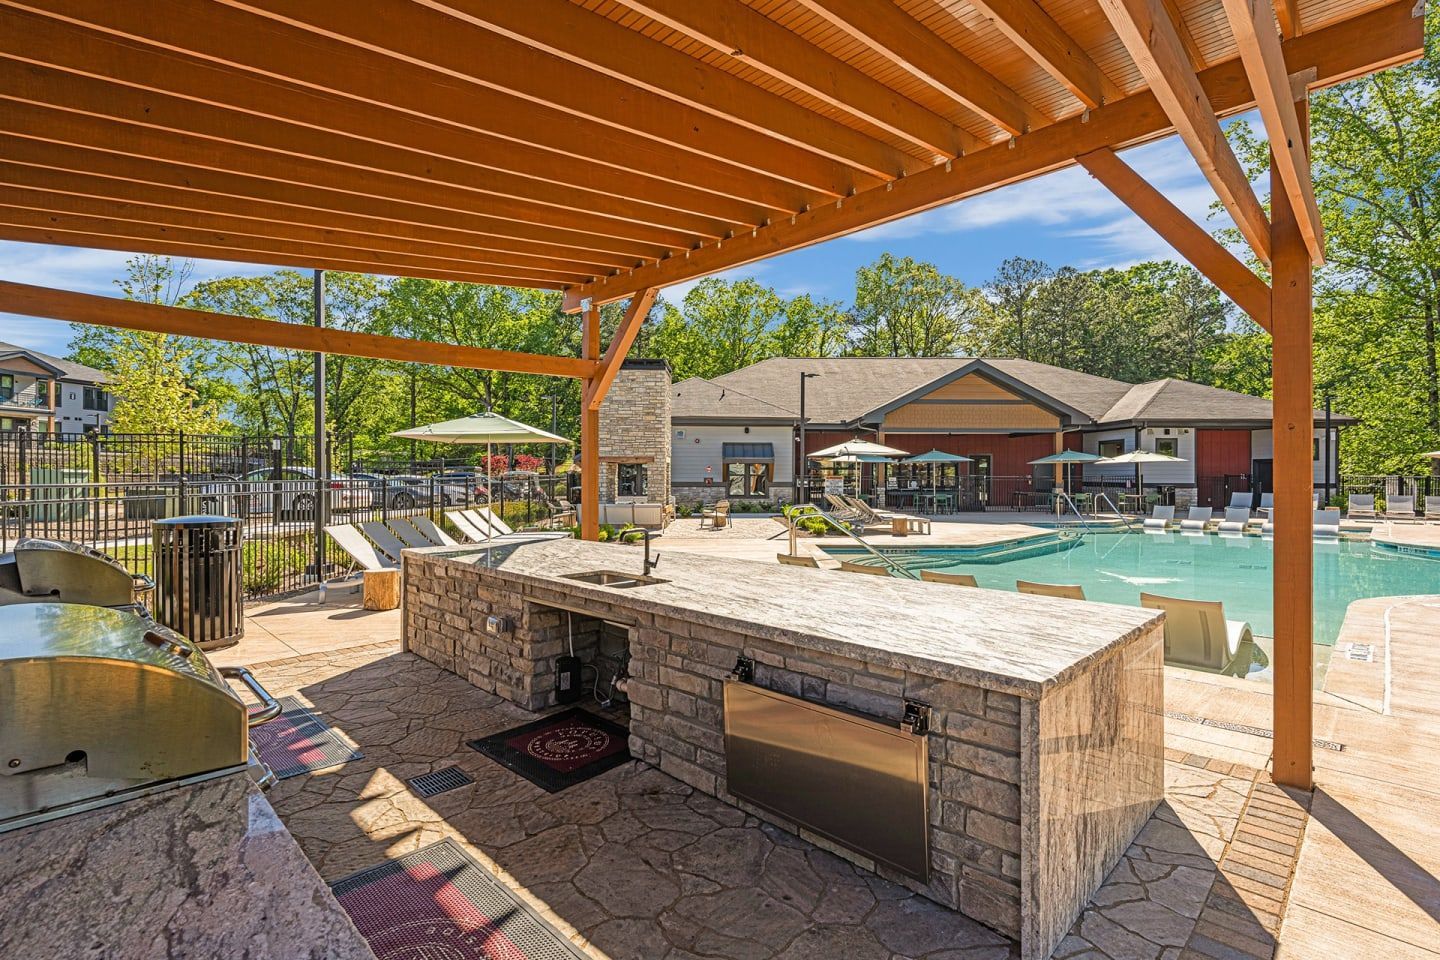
<box><xmin>566</xmin><ymin>0</ymin><xmax>1423</xmax><ymax>309</ymax></box>
<box><xmin>793</xmin><ymin>0</ymin><xmax>1043</xmax><ymax>136</ymax></box>
<box><xmin>418</xmin><ymin>0</ymin><xmax>919</xmax><ymax>180</ymax></box>
<box><xmin>220</xmin><ymin>0</ymin><xmax>869</xmax><ymax>198</ymax></box>
<box><xmin>6</xmin><ymin>0</ymin><xmax>812</xmax><ymax>213</ymax></box>
<box><xmin>963</xmin><ymin>0</ymin><xmax>1121</xmax><ymax>110</ymax></box>
<box><xmin>1077</xmin><ymin>148</ymin><xmax>1272</xmax><ymax>327</ymax></box>
<box><xmin>579</xmin><ymin>305</ymin><xmax>602</xmax><ymax>541</ymax></box>
<box><xmin>0</xmin><ymin>281</ymin><xmax>598</xmax><ymax>378</ymax></box>
<box><xmin>1221</xmin><ymin>0</ymin><xmax>1325</xmax><ymax>263</ymax></box>
<box><xmin>587</xmin><ymin>289</ymin><xmax>660</xmax><ymax>412</ymax></box>
<box><xmin>1098</xmin><ymin>0</ymin><xmax>1273</xmax><ymax>264</ymax></box>
<box><xmin>623</xmin><ymin>0</ymin><xmax>979</xmax><ymax>157</ymax></box>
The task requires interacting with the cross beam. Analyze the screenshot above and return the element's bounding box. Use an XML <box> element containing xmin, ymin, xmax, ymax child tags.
<box><xmin>0</xmin><ymin>280</ymin><xmax>599</xmax><ymax>379</ymax></box>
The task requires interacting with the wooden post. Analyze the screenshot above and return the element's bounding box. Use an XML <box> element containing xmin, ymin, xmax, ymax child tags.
<box><xmin>1271</xmin><ymin>95</ymin><xmax>1315</xmax><ymax>790</ymax></box>
<box><xmin>580</xmin><ymin>303</ymin><xmax>601</xmax><ymax>541</ymax></box>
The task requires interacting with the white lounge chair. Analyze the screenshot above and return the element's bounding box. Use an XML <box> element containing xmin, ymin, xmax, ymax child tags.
<box><xmin>460</xmin><ymin>508</ymin><xmax>498</xmax><ymax>538</ymax></box>
<box><xmin>478</xmin><ymin>507</ymin><xmax>516</xmax><ymax>536</ymax></box>
<box><xmin>1384</xmin><ymin>495</ymin><xmax>1417</xmax><ymax>522</ymax></box>
<box><xmin>1227</xmin><ymin>491</ymin><xmax>1253</xmax><ymax>510</ymax></box>
<box><xmin>1140</xmin><ymin>592</ymin><xmax>1263</xmax><ymax>677</ymax></box>
<box><xmin>445</xmin><ymin>510</ymin><xmax>489</xmax><ymax>541</ymax></box>
<box><xmin>388</xmin><ymin>517</ymin><xmax>438</xmax><ymax>548</ymax></box>
<box><xmin>1016</xmin><ymin>580</ymin><xmax>1085</xmax><ymax>600</ymax></box>
<box><xmin>1179</xmin><ymin>507</ymin><xmax>1213</xmax><ymax>532</ymax></box>
<box><xmin>1143</xmin><ymin>505</ymin><xmax>1176</xmax><ymax>531</ymax></box>
<box><xmin>1425</xmin><ymin>496</ymin><xmax>1440</xmax><ymax>522</ymax></box>
<box><xmin>1314</xmin><ymin>508</ymin><xmax>1341</xmax><ymax>538</ymax></box>
<box><xmin>1347</xmin><ymin>494</ymin><xmax>1377</xmax><ymax>520</ymax></box>
<box><xmin>360</xmin><ymin>520</ymin><xmax>411</xmax><ymax>562</ymax></box>
<box><xmin>325</xmin><ymin>523</ymin><xmax>395</xmax><ymax>573</ymax></box>
<box><xmin>1256</xmin><ymin>493</ymin><xmax>1275</xmax><ymax>517</ymax></box>
<box><xmin>1217</xmin><ymin>507</ymin><xmax>1252</xmax><ymax>534</ymax></box>
<box><xmin>411</xmin><ymin>516</ymin><xmax>459</xmax><ymax>546</ymax></box>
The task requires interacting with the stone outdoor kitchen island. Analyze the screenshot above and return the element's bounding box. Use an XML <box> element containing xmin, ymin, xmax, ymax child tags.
<box><xmin>403</xmin><ymin>537</ymin><xmax>1164</xmax><ymax>960</ymax></box>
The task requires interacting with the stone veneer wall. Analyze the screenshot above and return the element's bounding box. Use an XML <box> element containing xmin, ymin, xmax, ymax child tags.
<box><xmin>624</xmin><ymin>617</ymin><xmax>1027</xmax><ymax>939</ymax></box>
<box><xmin>597</xmin><ymin>359</ymin><xmax>671</xmax><ymax>503</ymax></box>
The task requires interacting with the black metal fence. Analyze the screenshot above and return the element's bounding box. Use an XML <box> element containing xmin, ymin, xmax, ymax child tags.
<box><xmin>0</xmin><ymin>429</ymin><xmax>573</xmax><ymax>600</ymax></box>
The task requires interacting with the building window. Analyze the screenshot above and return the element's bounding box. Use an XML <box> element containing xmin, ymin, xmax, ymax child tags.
<box><xmin>617</xmin><ymin>462</ymin><xmax>647</xmax><ymax>497</ymax></box>
<box><xmin>1097</xmin><ymin>438</ymin><xmax>1125</xmax><ymax>458</ymax></box>
<box><xmin>1313</xmin><ymin>438</ymin><xmax>1320</xmax><ymax>461</ymax></box>
<box><xmin>83</xmin><ymin>386</ymin><xmax>109</xmax><ymax>411</ymax></box>
<box><xmin>725</xmin><ymin>461</ymin><xmax>772</xmax><ymax>497</ymax></box>
<box><xmin>1155</xmin><ymin>437</ymin><xmax>1179</xmax><ymax>458</ymax></box>
<box><xmin>0</xmin><ymin>374</ymin><xmax>12</xmax><ymax>402</ymax></box>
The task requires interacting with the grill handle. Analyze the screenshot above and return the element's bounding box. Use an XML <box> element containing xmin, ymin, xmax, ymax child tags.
<box><xmin>221</xmin><ymin>666</ymin><xmax>283</xmax><ymax>727</ymax></box>
<box><xmin>132</xmin><ymin>573</ymin><xmax>155</xmax><ymax>595</ymax></box>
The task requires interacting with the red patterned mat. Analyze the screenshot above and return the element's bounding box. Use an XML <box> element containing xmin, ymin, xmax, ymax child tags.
<box><xmin>249</xmin><ymin>696</ymin><xmax>363</xmax><ymax>779</ymax></box>
<box><xmin>332</xmin><ymin>839</ymin><xmax>586</xmax><ymax>960</ymax></box>
<box><xmin>467</xmin><ymin>707</ymin><xmax>629</xmax><ymax>793</ymax></box>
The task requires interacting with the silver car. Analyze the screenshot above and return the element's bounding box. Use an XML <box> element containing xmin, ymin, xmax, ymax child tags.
<box><xmin>241</xmin><ymin>467</ymin><xmax>364</xmax><ymax>520</ymax></box>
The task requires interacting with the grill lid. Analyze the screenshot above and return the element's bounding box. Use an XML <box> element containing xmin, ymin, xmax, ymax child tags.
<box><xmin>8</xmin><ymin>538</ymin><xmax>143</xmax><ymax>607</ymax></box>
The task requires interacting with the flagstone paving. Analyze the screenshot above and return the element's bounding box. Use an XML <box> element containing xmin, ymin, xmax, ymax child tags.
<box><xmin>245</xmin><ymin>643</ymin><xmax>1297</xmax><ymax>960</ymax></box>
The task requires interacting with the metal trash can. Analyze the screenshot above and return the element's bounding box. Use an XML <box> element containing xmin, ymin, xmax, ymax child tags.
<box><xmin>152</xmin><ymin>515</ymin><xmax>245</xmax><ymax>650</ymax></box>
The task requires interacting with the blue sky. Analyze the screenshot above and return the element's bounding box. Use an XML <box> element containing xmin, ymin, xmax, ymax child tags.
<box><xmin>0</xmin><ymin>132</ymin><xmax>1239</xmax><ymax>359</ymax></box>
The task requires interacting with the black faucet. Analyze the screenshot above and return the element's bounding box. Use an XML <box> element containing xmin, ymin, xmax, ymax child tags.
<box><xmin>627</xmin><ymin>528</ymin><xmax>659</xmax><ymax>576</ymax></box>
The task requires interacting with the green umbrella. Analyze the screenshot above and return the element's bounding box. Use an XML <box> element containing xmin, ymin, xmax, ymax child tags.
<box><xmin>1029</xmin><ymin>450</ymin><xmax>1103</xmax><ymax>496</ymax></box>
<box><xmin>903</xmin><ymin>450</ymin><xmax>971</xmax><ymax>506</ymax></box>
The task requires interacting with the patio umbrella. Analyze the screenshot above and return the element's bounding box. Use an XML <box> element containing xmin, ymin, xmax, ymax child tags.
<box><xmin>1029</xmin><ymin>449</ymin><xmax>1103</xmax><ymax>494</ymax></box>
<box><xmin>809</xmin><ymin>439</ymin><xmax>911</xmax><ymax>459</ymax></box>
<box><xmin>391</xmin><ymin>412</ymin><xmax>569</xmax><ymax>531</ymax></box>
<box><xmin>1095</xmin><ymin>449</ymin><xmax>1186</xmax><ymax>505</ymax></box>
<box><xmin>903</xmin><ymin>450</ymin><xmax>971</xmax><ymax>503</ymax></box>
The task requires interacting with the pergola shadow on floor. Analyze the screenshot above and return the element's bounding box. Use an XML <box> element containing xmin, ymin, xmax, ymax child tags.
<box><xmin>250</xmin><ymin>643</ymin><xmax>1294</xmax><ymax>960</ymax></box>
<box><xmin>0</xmin><ymin>0</ymin><xmax>1425</xmax><ymax>808</ymax></box>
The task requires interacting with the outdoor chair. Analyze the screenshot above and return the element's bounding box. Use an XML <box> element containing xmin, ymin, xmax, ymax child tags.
<box><xmin>360</xmin><ymin>520</ymin><xmax>413</xmax><ymax>563</ymax></box>
<box><xmin>1217</xmin><ymin>507</ymin><xmax>1252</xmax><ymax>534</ymax></box>
<box><xmin>1142</xmin><ymin>504</ymin><xmax>1175</xmax><ymax>531</ymax></box>
<box><xmin>842</xmin><ymin>494</ymin><xmax>931</xmax><ymax>534</ymax></box>
<box><xmin>700</xmin><ymin>500</ymin><xmax>730</xmax><ymax>530</ymax></box>
<box><xmin>1314</xmin><ymin>508</ymin><xmax>1342</xmax><ymax>538</ymax></box>
<box><xmin>1179</xmin><ymin>506</ymin><xmax>1213</xmax><ymax>532</ymax></box>
<box><xmin>388</xmin><ymin>517</ymin><xmax>439</xmax><ymax>548</ymax></box>
<box><xmin>1260</xmin><ymin>512</ymin><xmax>1275</xmax><ymax>538</ymax></box>
<box><xmin>320</xmin><ymin>523</ymin><xmax>396</xmax><ymax>603</ymax></box>
<box><xmin>1256</xmin><ymin>493</ymin><xmax>1275</xmax><ymax>517</ymax></box>
<box><xmin>838</xmin><ymin>559</ymin><xmax>890</xmax><ymax>577</ymax></box>
<box><xmin>1140</xmin><ymin>593</ymin><xmax>1263</xmax><ymax>678</ymax></box>
<box><xmin>460</xmin><ymin>509</ymin><xmax>503</xmax><ymax>538</ymax></box>
<box><xmin>1227</xmin><ymin>491</ymin><xmax>1253</xmax><ymax>510</ymax></box>
<box><xmin>919</xmin><ymin>570</ymin><xmax>977</xmax><ymax>586</ymax></box>
<box><xmin>1016</xmin><ymin>580</ymin><xmax>1085</xmax><ymax>600</ymax></box>
<box><xmin>445</xmin><ymin>510</ymin><xmax>490</xmax><ymax>541</ymax></box>
<box><xmin>823</xmin><ymin>493</ymin><xmax>862</xmax><ymax>522</ymax></box>
<box><xmin>411</xmin><ymin>516</ymin><xmax>460</xmax><ymax>546</ymax></box>
<box><xmin>1426</xmin><ymin>496</ymin><xmax>1440</xmax><ymax>521</ymax></box>
<box><xmin>776</xmin><ymin>553</ymin><xmax>819</xmax><ymax>568</ymax></box>
<box><xmin>1347</xmin><ymin>494</ymin><xmax>1377</xmax><ymax>520</ymax></box>
<box><xmin>1384</xmin><ymin>496</ymin><xmax>1417</xmax><ymax>522</ymax></box>
<box><xmin>477</xmin><ymin>507</ymin><xmax>516</xmax><ymax>536</ymax></box>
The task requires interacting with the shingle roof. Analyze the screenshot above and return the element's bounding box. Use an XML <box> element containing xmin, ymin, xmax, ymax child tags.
<box><xmin>671</xmin><ymin>356</ymin><xmax>1349</xmax><ymax>427</ymax></box>
<box><xmin>0</xmin><ymin>340</ymin><xmax>108</xmax><ymax>383</ymax></box>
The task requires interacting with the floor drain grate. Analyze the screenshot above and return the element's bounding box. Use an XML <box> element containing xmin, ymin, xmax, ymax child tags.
<box><xmin>406</xmin><ymin>766</ymin><xmax>475</xmax><ymax>798</ymax></box>
<box><xmin>1345</xmin><ymin>643</ymin><xmax>1375</xmax><ymax>662</ymax></box>
<box><xmin>1165</xmin><ymin>710</ymin><xmax>1345</xmax><ymax>752</ymax></box>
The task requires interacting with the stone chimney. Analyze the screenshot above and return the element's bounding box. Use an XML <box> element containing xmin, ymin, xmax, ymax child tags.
<box><xmin>597</xmin><ymin>358</ymin><xmax>671</xmax><ymax>503</ymax></box>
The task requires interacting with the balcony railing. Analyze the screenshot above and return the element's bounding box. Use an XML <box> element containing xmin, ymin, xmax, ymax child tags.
<box><xmin>0</xmin><ymin>393</ymin><xmax>51</xmax><ymax>409</ymax></box>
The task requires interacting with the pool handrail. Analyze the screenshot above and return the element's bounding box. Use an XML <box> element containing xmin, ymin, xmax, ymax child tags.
<box><xmin>783</xmin><ymin>503</ymin><xmax>919</xmax><ymax>579</ymax></box>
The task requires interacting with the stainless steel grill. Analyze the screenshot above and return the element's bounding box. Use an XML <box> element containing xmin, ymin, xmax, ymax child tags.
<box><xmin>0</xmin><ymin>602</ymin><xmax>280</xmax><ymax>833</ymax></box>
<box><xmin>0</xmin><ymin>538</ymin><xmax>153</xmax><ymax>610</ymax></box>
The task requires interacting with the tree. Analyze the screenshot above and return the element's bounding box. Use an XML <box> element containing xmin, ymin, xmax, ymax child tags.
<box><xmin>850</xmin><ymin>253</ymin><xmax>979</xmax><ymax>357</ymax></box>
<box><xmin>981</xmin><ymin>257</ymin><xmax>1053</xmax><ymax>359</ymax></box>
<box><xmin>772</xmin><ymin>294</ymin><xmax>850</xmax><ymax>358</ymax></box>
<box><xmin>651</xmin><ymin>278</ymin><xmax>786</xmax><ymax>379</ymax></box>
<box><xmin>106</xmin><ymin>332</ymin><xmax>221</xmax><ymax>438</ymax></box>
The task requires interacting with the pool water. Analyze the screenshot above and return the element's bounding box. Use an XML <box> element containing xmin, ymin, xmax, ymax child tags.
<box><xmin>827</xmin><ymin>532</ymin><xmax>1440</xmax><ymax>647</ymax></box>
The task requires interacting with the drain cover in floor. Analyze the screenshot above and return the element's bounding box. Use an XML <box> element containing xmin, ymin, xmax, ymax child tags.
<box><xmin>332</xmin><ymin>838</ymin><xmax>587</xmax><ymax>960</ymax></box>
<box><xmin>249</xmin><ymin>697</ymin><xmax>363</xmax><ymax>779</ymax></box>
<box><xmin>406</xmin><ymin>765</ymin><xmax>475</xmax><ymax>798</ymax></box>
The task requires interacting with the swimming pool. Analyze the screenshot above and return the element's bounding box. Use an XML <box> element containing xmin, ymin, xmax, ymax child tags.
<box><xmin>825</xmin><ymin>531</ymin><xmax>1440</xmax><ymax>647</ymax></box>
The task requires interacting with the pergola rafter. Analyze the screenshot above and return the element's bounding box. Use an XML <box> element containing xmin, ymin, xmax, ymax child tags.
<box><xmin>0</xmin><ymin>0</ymin><xmax>1425</xmax><ymax>796</ymax></box>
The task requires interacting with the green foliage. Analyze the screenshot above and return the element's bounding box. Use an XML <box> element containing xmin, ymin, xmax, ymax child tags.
<box><xmin>850</xmin><ymin>253</ymin><xmax>981</xmax><ymax>357</ymax></box>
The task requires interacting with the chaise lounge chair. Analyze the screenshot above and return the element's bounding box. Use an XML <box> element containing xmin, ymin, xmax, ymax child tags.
<box><xmin>839</xmin><ymin>559</ymin><xmax>890</xmax><ymax>576</ymax></box>
<box><xmin>841</xmin><ymin>494</ymin><xmax>932</xmax><ymax>535</ymax></box>
<box><xmin>411</xmin><ymin>516</ymin><xmax>460</xmax><ymax>546</ymax></box>
<box><xmin>1227</xmin><ymin>491</ymin><xmax>1254</xmax><ymax>511</ymax></box>
<box><xmin>477</xmin><ymin>507</ymin><xmax>516</xmax><ymax>536</ymax></box>
<box><xmin>1142</xmin><ymin>504</ymin><xmax>1175</xmax><ymax>531</ymax></box>
<box><xmin>1016</xmin><ymin>580</ymin><xmax>1085</xmax><ymax>600</ymax></box>
<box><xmin>777</xmin><ymin>553</ymin><xmax>819</xmax><ymax>568</ymax></box>
<box><xmin>388</xmin><ymin>517</ymin><xmax>441</xmax><ymax>548</ymax></box>
<box><xmin>1217</xmin><ymin>507</ymin><xmax>1252</xmax><ymax>534</ymax></box>
<box><xmin>445</xmin><ymin>510</ymin><xmax>490</xmax><ymax>541</ymax></box>
<box><xmin>321</xmin><ymin>523</ymin><xmax>396</xmax><ymax>602</ymax></box>
<box><xmin>1347</xmin><ymin>494</ymin><xmax>1377</xmax><ymax>520</ymax></box>
<box><xmin>1426</xmin><ymin>496</ymin><xmax>1440</xmax><ymax>522</ymax></box>
<box><xmin>1140</xmin><ymin>592</ymin><xmax>1264</xmax><ymax>677</ymax></box>
<box><xmin>1314</xmin><ymin>508</ymin><xmax>1341</xmax><ymax>538</ymax></box>
<box><xmin>1384</xmin><ymin>495</ymin><xmax>1417</xmax><ymax>522</ymax></box>
<box><xmin>920</xmin><ymin>570</ymin><xmax>977</xmax><ymax>586</ymax></box>
<box><xmin>1256</xmin><ymin>493</ymin><xmax>1275</xmax><ymax>518</ymax></box>
<box><xmin>1179</xmin><ymin>506</ymin><xmax>1213</xmax><ymax>532</ymax></box>
<box><xmin>360</xmin><ymin>520</ymin><xmax>412</xmax><ymax>563</ymax></box>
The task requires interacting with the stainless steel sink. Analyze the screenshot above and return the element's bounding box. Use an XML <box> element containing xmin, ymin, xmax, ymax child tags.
<box><xmin>561</xmin><ymin>570</ymin><xmax>667</xmax><ymax>588</ymax></box>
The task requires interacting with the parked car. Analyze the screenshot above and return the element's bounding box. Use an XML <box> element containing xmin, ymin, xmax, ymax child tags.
<box><xmin>435</xmin><ymin>471</ymin><xmax>491</xmax><ymax>503</ymax></box>
<box><xmin>240</xmin><ymin>467</ymin><xmax>364</xmax><ymax>520</ymax></box>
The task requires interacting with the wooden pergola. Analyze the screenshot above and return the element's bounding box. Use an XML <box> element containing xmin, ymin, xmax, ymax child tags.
<box><xmin>0</xmin><ymin>0</ymin><xmax>1423</xmax><ymax>789</ymax></box>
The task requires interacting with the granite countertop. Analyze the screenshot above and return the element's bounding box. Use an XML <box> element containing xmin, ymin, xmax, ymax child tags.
<box><xmin>406</xmin><ymin>536</ymin><xmax>1162</xmax><ymax>698</ymax></box>
<box><xmin>0</xmin><ymin>773</ymin><xmax>375</xmax><ymax>960</ymax></box>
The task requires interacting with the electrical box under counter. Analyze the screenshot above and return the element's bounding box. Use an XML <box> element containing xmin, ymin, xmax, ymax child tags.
<box><xmin>401</xmin><ymin>537</ymin><xmax>1167</xmax><ymax>960</ymax></box>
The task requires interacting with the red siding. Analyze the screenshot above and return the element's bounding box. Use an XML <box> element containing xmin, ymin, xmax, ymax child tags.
<box><xmin>1195</xmin><ymin>429</ymin><xmax>1252</xmax><ymax>477</ymax></box>
<box><xmin>882</xmin><ymin>433</ymin><xmax>1057</xmax><ymax>477</ymax></box>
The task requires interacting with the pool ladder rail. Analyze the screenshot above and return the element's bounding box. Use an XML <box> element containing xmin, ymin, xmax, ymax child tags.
<box><xmin>780</xmin><ymin>503</ymin><xmax>920</xmax><ymax>579</ymax></box>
